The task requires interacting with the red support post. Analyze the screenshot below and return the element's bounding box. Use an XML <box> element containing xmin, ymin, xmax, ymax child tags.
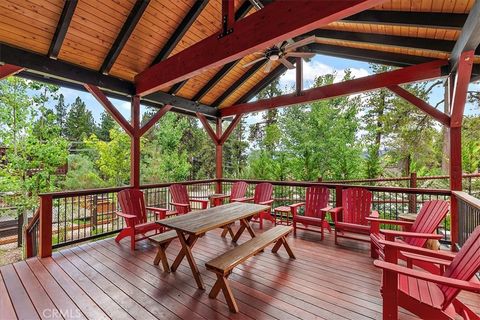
<box><xmin>216</xmin><ymin>118</ymin><xmax>223</xmax><ymax>193</ymax></box>
<box><xmin>221</xmin><ymin>0</ymin><xmax>234</xmax><ymax>37</ymax></box>
<box><xmin>0</xmin><ymin>64</ymin><xmax>24</xmax><ymax>80</ymax></box>
<box><xmin>218</xmin><ymin>114</ymin><xmax>243</xmax><ymax>145</ymax></box>
<box><xmin>196</xmin><ymin>112</ymin><xmax>219</xmax><ymax>144</ymax></box>
<box><xmin>296</xmin><ymin>57</ymin><xmax>303</xmax><ymax>95</ymax></box>
<box><xmin>131</xmin><ymin>96</ymin><xmax>141</xmax><ymax>189</ymax></box>
<box><xmin>448</xmin><ymin>50</ymin><xmax>473</xmax><ymax>250</ymax></box>
<box><xmin>39</xmin><ymin>195</ymin><xmax>53</xmax><ymax>258</ymax></box>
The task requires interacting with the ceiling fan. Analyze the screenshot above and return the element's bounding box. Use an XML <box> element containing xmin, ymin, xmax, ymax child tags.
<box><xmin>243</xmin><ymin>36</ymin><xmax>316</xmax><ymax>73</ymax></box>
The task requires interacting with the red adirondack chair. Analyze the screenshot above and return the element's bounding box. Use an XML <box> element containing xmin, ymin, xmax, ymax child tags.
<box><xmin>291</xmin><ymin>186</ymin><xmax>331</xmax><ymax>240</ymax></box>
<box><xmin>368</xmin><ymin>200</ymin><xmax>450</xmax><ymax>273</ymax></box>
<box><xmin>323</xmin><ymin>187</ymin><xmax>378</xmax><ymax>245</ymax></box>
<box><xmin>374</xmin><ymin>225</ymin><xmax>480</xmax><ymax>320</ymax></box>
<box><xmin>169</xmin><ymin>184</ymin><xmax>208</xmax><ymax>214</ymax></box>
<box><xmin>210</xmin><ymin>181</ymin><xmax>248</xmax><ymax>206</ymax></box>
<box><xmin>115</xmin><ymin>189</ymin><xmax>171</xmax><ymax>250</ymax></box>
<box><xmin>236</xmin><ymin>182</ymin><xmax>274</xmax><ymax>229</ymax></box>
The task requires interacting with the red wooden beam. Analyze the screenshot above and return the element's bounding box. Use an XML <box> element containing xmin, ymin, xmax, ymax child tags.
<box><xmin>0</xmin><ymin>64</ymin><xmax>24</xmax><ymax>79</ymax></box>
<box><xmin>196</xmin><ymin>112</ymin><xmax>219</xmax><ymax>144</ymax></box>
<box><xmin>219</xmin><ymin>114</ymin><xmax>243</xmax><ymax>145</ymax></box>
<box><xmin>139</xmin><ymin>104</ymin><xmax>173</xmax><ymax>136</ymax></box>
<box><xmin>388</xmin><ymin>85</ymin><xmax>450</xmax><ymax>127</ymax></box>
<box><xmin>131</xmin><ymin>95</ymin><xmax>141</xmax><ymax>189</ymax></box>
<box><xmin>84</xmin><ymin>84</ymin><xmax>133</xmax><ymax>136</ymax></box>
<box><xmin>135</xmin><ymin>0</ymin><xmax>385</xmax><ymax>95</ymax></box>
<box><xmin>221</xmin><ymin>59</ymin><xmax>448</xmax><ymax>117</ymax></box>
<box><xmin>450</xmin><ymin>50</ymin><xmax>474</xmax><ymax>127</ymax></box>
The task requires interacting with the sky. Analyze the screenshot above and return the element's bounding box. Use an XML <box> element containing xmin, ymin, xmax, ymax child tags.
<box><xmin>52</xmin><ymin>54</ymin><xmax>479</xmax><ymax>125</ymax></box>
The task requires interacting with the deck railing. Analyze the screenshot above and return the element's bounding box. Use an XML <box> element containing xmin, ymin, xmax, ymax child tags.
<box><xmin>26</xmin><ymin>179</ymin><xmax>217</xmax><ymax>258</ymax></box>
<box><xmin>452</xmin><ymin>191</ymin><xmax>480</xmax><ymax>248</ymax></box>
<box><xmin>26</xmin><ymin>178</ymin><xmax>476</xmax><ymax>258</ymax></box>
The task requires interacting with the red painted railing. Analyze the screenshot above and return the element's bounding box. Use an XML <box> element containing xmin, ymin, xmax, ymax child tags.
<box><xmin>27</xmin><ymin>178</ymin><xmax>480</xmax><ymax>258</ymax></box>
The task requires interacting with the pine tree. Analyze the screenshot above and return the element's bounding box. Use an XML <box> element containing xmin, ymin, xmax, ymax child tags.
<box><xmin>96</xmin><ymin>112</ymin><xmax>116</xmax><ymax>141</ymax></box>
<box><xmin>65</xmin><ymin>97</ymin><xmax>95</xmax><ymax>142</ymax></box>
<box><xmin>55</xmin><ymin>93</ymin><xmax>68</xmax><ymax>137</ymax></box>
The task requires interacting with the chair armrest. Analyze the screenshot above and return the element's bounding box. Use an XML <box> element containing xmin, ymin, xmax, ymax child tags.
<box><xmin>289</xmin><ymin>202</ymin><xmax>305</xmax><ymax>208</ymax></box>
<box><xmin>190</xmin><ymin>198</ymin><xmax>209</xmax><ymax>209</ymax></box>
<box><xmin>115</xmin><ymin>211</ymin><xmax>136</xmax><ymax>220</ymax></box>
<box><xmin>322</xmin><ymin>207</ymin><xmax>342</xmax><ymax>222</ymax></box>
<box><xmin>210</xmin><ymin>194</ymin><xmax>229</xmax><ymax>200</ymax></box>
<box><xmin>401</xmin><ymin>252</ymin><xmax>452</xmax><ymax>267</ymax></box>
<box><xmin>366</xmin><ymin>217</ymin><xmax>415</xmax><ymax>227</ymax></box>
<box><xmin>380</xmin><ymin>229</ymin><xmax>443</xmax><ymax>241</ymax></box>
<box><xmin>371</xmin><ymin>210</ymin><xmax>379</xmax><ymax>218</ymax></box>
<box><xmin>259</xmin><ymin>200</ymin><xmax>273</xmax><ymax>206</ymax></box>
<box><xmin>146</xmin><ymin>206</ymin><xmax>168</xmax><ymax>213</ymax></box>
<box><xmin>378</xmin><ymin>239</ymin><xmax>455</xmax><ymax>261</ymax></box>
<box><xmin>170</xmin><ymin>202</ymin><xmax>190</xmax><ymax>208</ymax></box>
<box><xmin>374</xmin><ymin>260</ymin><xmax>480</xmax><ymax>293</ymax></box>
<box><xmin>233</xmin><ymin>197</ymin><xmax>254</xmax><ymax>203</ymax></box>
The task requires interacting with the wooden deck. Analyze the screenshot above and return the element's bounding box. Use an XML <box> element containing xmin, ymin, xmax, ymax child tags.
<box><xmin>1</xmin><ymin>225</ymin><xmax>479</xmax><ymax>320</ymax></box>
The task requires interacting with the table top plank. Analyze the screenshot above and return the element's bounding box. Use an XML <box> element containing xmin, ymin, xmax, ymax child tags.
<box><xmin>156</xmin><ymin>202</ymin><xmax>269</xmax><ymax>235</ymax></box>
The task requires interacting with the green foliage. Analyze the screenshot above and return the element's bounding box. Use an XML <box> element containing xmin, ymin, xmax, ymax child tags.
<box><xmin>63</xmin><ymin>155</ymin><xmax>106</xmax><ymax>190</ymax></box>
<box><xmin>462</xmin><ymin>116</ymin><xmax>480</xmax><ymax>173</ymax></box>
<box><xmin>84</xmin><ymin>128</ymin><xmax>131</xmax><ymax>186</ymax></box>
<box><xmin>96</xmin><ymin>112</ymin><xmax>117</xmax><ymax>141</ymax></box>
<box><xmin>65</xmin><ymin>97</ymin><xmax>95</xmax><ymax>142</ymax></box>
<box><xmin>141</xmin><ymin>112</ymin><xmax>191</xmax><ymax>183</ymax></box>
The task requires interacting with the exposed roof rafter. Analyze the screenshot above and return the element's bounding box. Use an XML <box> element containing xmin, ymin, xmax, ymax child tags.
<box><xmin>342</xmin><ymin>10</ymin><xmax>467</xmax><ymax>30</ymax></box>
<box><xmin>150</xmin><ymin>0</ymin><xmax>208</xmax><ymax>65</ymax></box>
<box><xmin>48</xmin><ymin>0</ymin><xmax>78</xmax><ymax>59</ymax></box>
<box><xmin>100</xmin><ymin>0</ymin><xmax>150</xmax><ymax>75</ymax></box>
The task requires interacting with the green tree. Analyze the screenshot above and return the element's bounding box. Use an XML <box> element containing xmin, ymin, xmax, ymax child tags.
<box><xmin>84</xmin><ymin>128</ymin><xmax>131</xmax><ymax>186</ymax></box>
<box><xmin>142</xmin><ymin>113</ymin><xmax>191</xmax><ymax>183</ymax></box>
<box><xmin>96</xmin><ymin>112</ymin><xmax>117</xmax><ymax>141</ymax></box>
<box><xmin>65</xmin><ymin>97</ymin><xmax>95</xmax><ymax>142</ymax></box>
<box><xmin>63</xmin><ymin>154</ymin><xmax>105</xmax><ymax>190</ymax></box>
<box><xmin>462</xmin><ymin>116</ymin><xmax>480</xmax><ymax>173</ymax></box>
<box><xmin>55</xmin><ymin>93</ymin><xmax>68</xmax><ymax>137</ymax></box>
<box><xmin>223</xmin><ymin>118</ymin><xmax>249</xmax><ymax>178</ymax></box>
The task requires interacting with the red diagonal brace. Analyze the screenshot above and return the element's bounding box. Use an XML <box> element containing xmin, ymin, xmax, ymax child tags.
<box><xmin>139</xmin><ymin>105</ymin><xmax>173</xmax><ymax>136</ymax></box>
<box><xmin>219</xmin><ymin>114</ymin><xmax>243</xmax><ymax>145</ymax></box>
<box><xmin>388</xmin><ymin>85</ymin><xmax>450</xmax><ymax>127</ymax></box>
<box><xmin>450</xmin><ymin>50</ymin><xmax>474</xmax><ymax>128</ymax></box>
<box><xmin>196</xmin><ymin>112</ymin><xmax>219</xmax><ymax>144</ymax></box>
<box><xmin>84</xmin><ymin>84</ymin><xmax>133</xmax><ymax>136</ymax></box>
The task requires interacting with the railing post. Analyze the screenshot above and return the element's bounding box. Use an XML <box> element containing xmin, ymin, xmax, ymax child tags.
<box><xmin>408</xmin><ymin>172</ymin><xmax>417</xmax><ymax>213</ymax></box>
<box><xmin>17</xmin><ymin>212</ymin><xmax>24</xmax><ymax>247</ymax></box>
<box><xmin>216</xmin><ymin>118</ymin><xmax>223</xmax><ymax>194</ymax></box>
<box><xmin>335</xmin><ymin>185</ymin><xmax>343</xmax><ymax>207</ymax></box>
<box><xmin>39</xmin><ymin>195</ymin><xmax>53</xmax><ymax>258</ymax></box>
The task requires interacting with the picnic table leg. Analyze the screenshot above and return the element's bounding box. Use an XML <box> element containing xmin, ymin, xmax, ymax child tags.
<box><xmin>272</xmin><ymin>236</ymin><xmax>296</xmax><ymax>259</ymax></box>
<box><xmin>174</xmin><ymin>231</ymin><xmax>205</xmax><ymax>290</ymax></box>
<box><xmin>232</xmin><ymin>217</ymin><xmax>256</xmax><ymax>242</ymax></box>
<box><xmin>171</xmin><ymin>232</ymin><xmax>198</xmax><ymax>270</ymax></box>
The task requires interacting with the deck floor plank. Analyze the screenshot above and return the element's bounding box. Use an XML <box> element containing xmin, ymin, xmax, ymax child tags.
<box><xmin>12</xmin><ymin>261</ymin><xmax>61</xmax><ymax>320</ymax></box>
<box><xmin>1</xmin><ymin>225</ymin><xmax>479</xmax><ymax>320</ymax></box>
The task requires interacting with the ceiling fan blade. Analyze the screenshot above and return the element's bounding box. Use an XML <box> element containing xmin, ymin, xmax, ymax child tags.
<box><xmin>284</xmin><ymin>35</ymin><xmax>316</xmax><ymax>52</ymax></box>
<box><xmin>284</xmin><ymin>52</ymin><xmax>315</xmax><ymax>59</ymax></box>
<box><xmin>243</xmin><ymin>57</ymin><xmax>266</xmax><ymax>68</ymax></box>
<box><xmin>263</xmin><ymin>60</ymin><xmax>273</xmax><ymax>73</ymax></box>
<box><xmin>279</xmin><ymin>58</ymin><xmax>295</xmax><ymax>69</ymax></box>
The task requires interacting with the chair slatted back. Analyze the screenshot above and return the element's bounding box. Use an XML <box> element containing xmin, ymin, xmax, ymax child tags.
<box><xmin>170</xmin><ymin>184</ymin><xmax>191</xmax><ymax>214</ymax></box>
<box><xmin>253</xmin><ymin>183</ymin><xmax>273</xmax><ymax>204</ymax></box>
<box><xmin>230</xmin><ymin>181</ymin><xmax>248</xmax><ymax>201</ymax></box>
<box><xmin>404</xmin><ymin>200</ymin><xmax>450</xmax><ymax>248</ymax></box>
<box><xmin>342</xmin><ymin>188</ymin><xmax>372</xmax><ymax>225</ymax></box>
<box><xmin>305</xmin><ymin>186</ymin><xmax>330</xmax><ymax>218</ymax></box>
<box><xmin>117</xmin><ymin>189</ymin><xmax>147</xmax><ymax>227</ymax></box>
<box><xmin>440</xmin><ymin>225</ymin><xmax>480</xmax><ymax>308</ymax></box>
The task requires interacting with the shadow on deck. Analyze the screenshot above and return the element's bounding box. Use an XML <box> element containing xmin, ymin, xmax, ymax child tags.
<box><xmin>1</xmin><ymin>224</ymin><xmax>479</xmax><ymax>320</ymax></box>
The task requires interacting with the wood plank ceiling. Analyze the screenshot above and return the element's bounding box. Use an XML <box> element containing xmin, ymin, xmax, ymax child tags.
<box><xmin>0</xmin><ymin>0</ymin><xmax>478</xmax><ymax>112</ymax></box>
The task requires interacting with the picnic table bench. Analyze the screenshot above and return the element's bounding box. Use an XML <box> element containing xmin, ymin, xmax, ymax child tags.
<box><xmin>206</xmin><ymin>225</ymin><xmax>295</xmax><ymax>312</ymax></box>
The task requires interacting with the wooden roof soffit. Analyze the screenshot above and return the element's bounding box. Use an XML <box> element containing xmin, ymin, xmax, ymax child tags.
<box><xmin>48</xmin><ymin>0</ymin><xmax>78</xmax><ymax>59</ymax></box>
<box><xmin>134</xmin><ymin>0</ymin><xmax>387</xmax><ymax>96</ymax></box>
<box><xmin>100</xmin><ymin>0</ymin><xmax>150</xmax><ymax>75</ymax></box>
<box><xmin>220</xmin><ymin>59</ymin><xmax>449</xmax><ymax>117</ymax></box>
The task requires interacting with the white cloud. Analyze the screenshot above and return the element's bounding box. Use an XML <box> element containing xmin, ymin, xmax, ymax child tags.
<box><xmin>279</xmin><ymin>60</ymin><xmax>370</xmax><ymax>91</ymax></box>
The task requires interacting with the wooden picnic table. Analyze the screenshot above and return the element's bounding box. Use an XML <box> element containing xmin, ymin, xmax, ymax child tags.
<box><xmin>156</xmin><ymin>202</ymin><xmax>270</xmax><ymax>289</ymax></box>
